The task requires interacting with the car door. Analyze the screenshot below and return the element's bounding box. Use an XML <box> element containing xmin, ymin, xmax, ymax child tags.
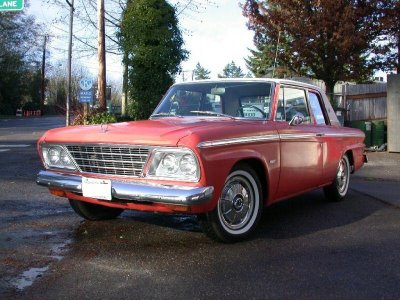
<box><xmin>307</xmin><ymin>89</ymin><xmax>343</xmax><ymax>185</ymax></box>
<box><xmin>274</xmin><ymin>85</ymin><xmax>324</xmax><ymax>200</ymax></box>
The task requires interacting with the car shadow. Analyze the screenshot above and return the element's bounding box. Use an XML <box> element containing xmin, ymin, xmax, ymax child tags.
<box><xmin>123</xmin><ymin>211</ymin><xmax>201</xmax><ymax>233</ymax></box>
<box><xmin>254</xmin><ymin>188</ymin><xmax>384</xmax><ymax>240</ymax></box>
<box><xmin>70</xmin><ymin>187</ymin><xmax>385</xmax><ymax>246</ymax></box>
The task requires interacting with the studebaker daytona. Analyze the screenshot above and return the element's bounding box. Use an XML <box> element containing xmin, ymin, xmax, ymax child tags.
<box><xmin>37</xmin><ymin>79</ymin><xmax>366</xmax><ymax>242</ymax></box>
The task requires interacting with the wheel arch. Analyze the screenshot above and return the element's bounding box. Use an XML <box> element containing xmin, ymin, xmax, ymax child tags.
<box><xmin>230</xmin><ymin>158</ymin><xmax>268</xmax><ymax>205</ymax></box>
<box><xmin>344</xmin><ymin>149</ymin><xmax>355</xmax><ymax>173</ymax></box>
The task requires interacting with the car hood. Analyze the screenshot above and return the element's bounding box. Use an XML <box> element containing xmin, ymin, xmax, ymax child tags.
<box><xmin>39</xmin><ymin>117</ymin><xmax>266</xmax><ymax>147</ymax></box>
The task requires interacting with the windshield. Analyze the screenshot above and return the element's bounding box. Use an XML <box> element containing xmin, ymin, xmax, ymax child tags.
<box><xmin>151</xmin><ymin>81</ymin><xmax>273</xmax><ymax>120</ymax></box>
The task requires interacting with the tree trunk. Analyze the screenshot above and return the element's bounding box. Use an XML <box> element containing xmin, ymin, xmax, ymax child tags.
<box><xmin>66</xmin><ymin>0</ymin><xmax>74</xmax><ymax>126</ymax></box>
<box><xmin>121</xmin><ymin>53</ymin><xmax>128</xmax><ymax>117</ymax></box>
<box><xmin>97</xmin><ymin>0</ymin><xmax>107</xmax><ymax>112</ymax></box>
<box><xmin>41</xmin><ymin>35</ymin><xmax>47</xmax><ymax>112</ymax></box>
<box><xmin>397</xmin><ymin>31</ymin><xmax>400</xmax><ymax>74</ymax></box>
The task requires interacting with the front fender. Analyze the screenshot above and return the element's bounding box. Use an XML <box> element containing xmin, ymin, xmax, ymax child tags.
<box><xmin>196</xmin><ymin>143</ymin><xmax>280</xmax><ymax>210</ymax></box>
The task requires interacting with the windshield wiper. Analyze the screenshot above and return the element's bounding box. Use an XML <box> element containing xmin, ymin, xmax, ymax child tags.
<box><xmin>150</xmin><ymin>112</ymin><xmax>182</xmax><ymax>119</ymax></box>
<box><xmin>190</xmin><ymin>111</ymin><xmax>235</xmax><ymax>119</ymax></box>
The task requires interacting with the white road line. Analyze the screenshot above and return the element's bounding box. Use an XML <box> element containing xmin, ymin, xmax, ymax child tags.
<box><xmin>0</xmin><ymin>144</ymin><xmax>30</xmax><ymax>148</ymax></box>
<box><xmin>0</xmin><ymin>149</ymin><xmax>9</xmax><ymax>153</ymax></box>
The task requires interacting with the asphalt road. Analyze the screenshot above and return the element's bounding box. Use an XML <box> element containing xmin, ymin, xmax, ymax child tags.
<box><xmin>1</xmin><ymin>117</ymin><xmax>400</xmax><ymax>299</ymax></box>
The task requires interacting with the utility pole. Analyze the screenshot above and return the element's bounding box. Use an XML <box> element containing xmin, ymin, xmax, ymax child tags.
<box><xmin>97</xmin><ymin>0</ymin><xmax>107</xmax><ymax>112</ymax></box>
<box><xmin>121</xmin><ymin>53</ymin><xmax>128</xmax><ymax>117</ymax></box>
<box><xmin>66</xmin><ymin>0</ymin><xmax>74</xmax><ymax>126</ymax></box>
<box><xmin>41</xmin><ymin>35</ymin><xmax>48</xmax><ymax>112</ymax></box>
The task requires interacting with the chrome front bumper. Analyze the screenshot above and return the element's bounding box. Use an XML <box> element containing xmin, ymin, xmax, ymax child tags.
<box><xmin>36</xmin><ymin>170</ymin><xmax>214</xmax><ymax>205</ymax></box>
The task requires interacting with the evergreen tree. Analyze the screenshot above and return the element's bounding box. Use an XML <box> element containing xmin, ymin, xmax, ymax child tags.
<box><xmin>245</xmin><ymin>43</ymin><xmax>296</xmax><ymax>78</ymax></box>
<box><xmin>120</xmin><ymin>0</ymin><xmax>188</xmax><ymax>120</ymax></box>
<box><xmin>218</xmin><ymin>61</ymin><xmax>245</xmax><ymax>78</ymax></box>
<box><xmin>193</xmin><ymin>62</ymin><xmax>211</xmax><ymax>80</ymax></box>
<box><xmin>0</xmin><ymin>7</ymin><xmax>41</xmax><ymax>114</ymax></box>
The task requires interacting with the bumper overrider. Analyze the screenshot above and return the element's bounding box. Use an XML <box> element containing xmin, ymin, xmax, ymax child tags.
<box><xmin>36</xmin><ymin>170</ymin><xmax>214</xmax><ymax>205</ymax></box>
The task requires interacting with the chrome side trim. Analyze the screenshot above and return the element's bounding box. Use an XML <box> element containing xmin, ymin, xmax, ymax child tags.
<box><xmin>197</xmin><ymin>132</ymin><xmax>364</xmax><ymax>149</ymax></box>
<box><xmin>324</xmin><ymin>133</ymin><xmax>365</xmax><ymax>138</ymax></box>
<box><xmin>279</xmin><ymin>133</ymin><xmax>317</xmax><ymax>140</ymax></box>
<box><xmin>280</xmin><ymin>132</ymin><xmax>365</xmax><ymax>141</ymax></box>
<box><xmin>197</xmin><ymin>134</ymin><xmax>280</xmax><ymax>148</ymax></box>
<box><xmin>36</xmin><ymin>170</ymin><xmax>213</xmax><ymax>205</ymax></box>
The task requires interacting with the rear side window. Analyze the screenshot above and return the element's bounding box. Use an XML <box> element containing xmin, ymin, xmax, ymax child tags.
<box><xmin>308</xmin><ymin>92</ymin><xmax>328</xmax><ymax>125</ymax></box>
<box><xmin>275</xmin><ymin>87</ymin><xmax>311</xmax><ymax>123</ymax></box>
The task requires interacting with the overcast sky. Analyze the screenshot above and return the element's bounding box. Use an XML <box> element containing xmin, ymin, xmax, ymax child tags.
<box><xmin>27</xmin><ymin>0</ymin><xmax>255</xmax><ymax>82</ymax></box>
<box><xmin>178</xmin><ymin>0</ymin><xmax>254</xmax><ymax>80</ymax></box>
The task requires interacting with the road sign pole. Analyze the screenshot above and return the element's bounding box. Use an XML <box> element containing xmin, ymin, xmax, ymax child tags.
<box><xmin>84</xmin><ymin>103</ymin><xmax>88</xmax><ymax>125</ymax></box>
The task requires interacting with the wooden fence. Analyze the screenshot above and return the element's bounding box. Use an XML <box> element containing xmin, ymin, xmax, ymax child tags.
<box><xmin>291</xmin><ymin>78</ymin><xmax>387</xmax><ymax>121</ymax></box>
<box><xmin>342</xmin><ymin>83</ymin><xmax>387</xmax><ymax>121</ymax></box>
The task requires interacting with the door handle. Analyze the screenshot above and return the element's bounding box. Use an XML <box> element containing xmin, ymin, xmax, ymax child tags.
<box><xmin>316</xmin><ymin>133</ymin><xmax>325</xmax><ymax>137</ymax></box>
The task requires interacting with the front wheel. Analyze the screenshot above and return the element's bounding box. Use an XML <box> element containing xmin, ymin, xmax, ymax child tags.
<box><xmin>198</xmin><ymin>164</ymin><xmax>263</xmax><ymax>243</ymax></box>
<box><xmin>69</xmin><ymin>199</ymin><xmax>124</xmax><ymax>221</ymax></box>
<box><xmin>324</xmin><ymin>155</ymin><xmax>350</xmax><ymax>202</ymax></box>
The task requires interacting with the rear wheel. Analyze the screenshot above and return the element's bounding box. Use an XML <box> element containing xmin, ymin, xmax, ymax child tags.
<box><xmin>69</xmin><ymin>199</ymin><xmax>124</xmax><ymax>220</ymax></box>
<box><xmin>199</xmin><ymin>164</ymin><xmax>263</xmax><ymax>243</ymax></box>
<box><xmin>324</xmin><ymin>155</ymin><xmax>350</xmax><ymax>202</ymax></box>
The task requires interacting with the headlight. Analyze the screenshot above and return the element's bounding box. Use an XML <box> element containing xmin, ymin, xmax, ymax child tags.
<box><xmin>146</xmin><ymin>148</ymin><xmax>200</xmax><ymax>182</ymax></box>
<box><xmin>41</xmin><ymin>145</ymin><xmax>76</xmax><ymax>170</ymax></box>
<box><xmin>179</xmin><ymin>154</ymin><xmax>197</xmax><ymax>175</ymax></box>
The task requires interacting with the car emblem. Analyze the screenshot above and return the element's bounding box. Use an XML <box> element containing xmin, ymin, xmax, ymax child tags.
<box><xmin>101</xmin><ymin>124</ymin><xmax>108</xmax><ymax>133</ymax></box>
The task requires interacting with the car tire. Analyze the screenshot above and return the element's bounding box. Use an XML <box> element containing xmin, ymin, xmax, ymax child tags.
<box><xmin>323</xmin><ymin>155</ymin><xmax>350</xmax><ymax>202</ymax></box>
<box><xmin>69</xmin><ymin>199</ymin><xmax>124</xmax><ymax>221</ymax></box>
<box><xmin>198</xmin><ymin>164</ymin><xmax>263</xmax><ymax>243</ymax></box>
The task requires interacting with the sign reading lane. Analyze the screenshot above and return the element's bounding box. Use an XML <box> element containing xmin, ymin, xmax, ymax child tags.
<box><xmin>0</xmin><ymin>0</ymin><xmax>24</xmax><ymax>11</ymax></box>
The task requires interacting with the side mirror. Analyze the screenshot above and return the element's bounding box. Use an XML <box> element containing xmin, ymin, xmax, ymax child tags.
<box><xmin>289</xmin><ymin>114</ymin><xmax>304</xmax><ymax>126</ymax></box>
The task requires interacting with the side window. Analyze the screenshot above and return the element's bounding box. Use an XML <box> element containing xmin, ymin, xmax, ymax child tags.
<box><xmin>308</xmin><ymin>92</ymin><xmax>327</xmax><ymax>125</ymax></box>
<box><xmin>275</xmin><ymin>87</ymin><xmax>311</xmax><ymax>124</ymax></box>
<box><xmin>239</xmin><ymin>95</ymin><xmax>271</xmax><ymax>118</ymax></box>
<box><xmin>204</xmin><ymin>94</ymin><xmax>222</xmax><ymax>113</ymax></box>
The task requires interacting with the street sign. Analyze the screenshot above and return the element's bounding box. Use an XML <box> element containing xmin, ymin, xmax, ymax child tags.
<box><xmin>79</xmin><ymin>90</ymin><xmax>93</xmax><ymax>103</ymax></box>
<box><xmin>79</xmin><ymin>78</ymin><xmax>93</xmax><ymax>91</ymax></box>
<box><xmin>0</xmin><ymin>0</ymin><xmax>24</xmax><ymax>11</ymax></box>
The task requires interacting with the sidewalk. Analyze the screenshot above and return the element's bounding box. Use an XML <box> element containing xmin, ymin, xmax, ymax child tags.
<box><xmin>351</xmin><ymin>152</ymin><xmax>400</xmax><ymax>208</ymax></box>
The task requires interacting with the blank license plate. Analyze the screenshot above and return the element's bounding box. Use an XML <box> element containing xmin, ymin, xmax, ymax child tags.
<box><xmin>82</xmin><ymin>177</ymin><xmax>112</xmax><ymax>201</ymax></box>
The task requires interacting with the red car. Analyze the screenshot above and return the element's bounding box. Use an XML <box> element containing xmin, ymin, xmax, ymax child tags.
<box><xmin>37</xmin><ymin>79</ymin><xmax>366</xmax><ymax>242</ymax></box>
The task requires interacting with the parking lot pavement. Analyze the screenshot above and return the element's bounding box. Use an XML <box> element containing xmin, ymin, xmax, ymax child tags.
<box><xmin>354</xmin><ymin>151</ymin><xmax>400</xmax><ymax>181</ymax></box>
<box><xmin>1</xmin><ymin>117</ymin><xmax>399</xmax><ymax>299</ymax></box>
<box><xmin>352</xmin><ymin>151</ymin><xmax>400</xmax><ymax>208</ymax></box>
<box><xmin>351</xmin><ymin>179</ymin><xmax>400</xmax><ymax>208</ymax></box>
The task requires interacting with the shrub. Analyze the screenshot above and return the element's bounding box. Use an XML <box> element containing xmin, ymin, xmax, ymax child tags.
<box><xmin>72</xmin><ymin>110</ymin><xmax>117</xmax><ymax>126</ymax></box>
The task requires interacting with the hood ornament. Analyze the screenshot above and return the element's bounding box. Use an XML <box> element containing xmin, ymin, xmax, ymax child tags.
<box><xmin>101</xmin><ymin>124</ymin><xmax>108</xmax><ymax>133</ymax></box>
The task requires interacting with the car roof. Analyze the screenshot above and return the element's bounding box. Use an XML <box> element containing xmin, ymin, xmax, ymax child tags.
<box><xmin>174</xmin><ymin>78</ymin><xmax>321</xmax><ymax>91</ymax></box>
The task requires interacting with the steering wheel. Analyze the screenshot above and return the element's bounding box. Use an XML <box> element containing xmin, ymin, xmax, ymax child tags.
<box><xmin>236</xmin><ymin>105</ymin><xmax>266</xmax><ymax>118</ymax></box>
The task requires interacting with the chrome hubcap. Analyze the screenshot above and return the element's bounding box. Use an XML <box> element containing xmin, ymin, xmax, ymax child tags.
<box><xmin>233</xmin><ymin>195</ymin><xmax>244</xmax><ymax>211</ymax></box>
<box><xmin>337</xmin><ymin>158</ymin><xmax>348</xmax><ymax>194</ymax></box>
<box><xmin>219</xmin><ymin>176</ymin><xmax>254</xmax><ymax>230</ymax></box>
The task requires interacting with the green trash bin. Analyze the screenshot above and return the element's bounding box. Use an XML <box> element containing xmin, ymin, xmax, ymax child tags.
<box><xmin>351</xmin><ymin>121</ymin><xmax>371</xmax><ymax>147</ymax></box>
<box><xmin>372</xmin><ymin>121</ymin><xmax>385</xmax><ymax>147</ymax></box>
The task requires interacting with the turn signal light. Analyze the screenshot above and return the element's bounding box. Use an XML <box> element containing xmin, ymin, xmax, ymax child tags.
<box><xmin>49</xmin><ymin>189</ymin><xmax>66</xmax><ymax>197</ymax></box>
<box><xmin>165</xmin><ymin>204</ymin><xmax>191</xmax><ymax>213</ymax></box>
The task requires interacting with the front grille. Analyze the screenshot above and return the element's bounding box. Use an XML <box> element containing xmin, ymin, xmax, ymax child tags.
<box><xmin>66</xmin><ymin>145</ymin><xmax>150</xmax><ymax>177</ymax></box>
